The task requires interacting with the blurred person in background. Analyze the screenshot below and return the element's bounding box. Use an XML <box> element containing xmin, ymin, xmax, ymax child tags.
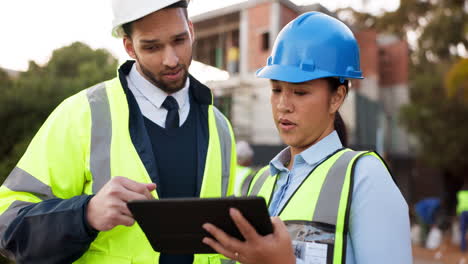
<box><xmin>436</xmin><ymin>170</ymin><xmax>466</xmax><ymax>235</ymax></box>
<box><xmin>227</xmin><ymin>38</ymin><xmax>240</xmax><ymax>75</ymax></box>
<box><xmin>202</xmin><ymin>11</ymin><xmax>412</xmax><ymax>264</ymax></box>
<box><xmin>424</xmin><ymin>171</ymin><xmax>467</xmax><ymax>250</ymax></box>
<box><xmin>235</xmin><ymin>141</ymin><xmax>255</xmax><ymax>195</ymax></box>
<box><xmin>413</xmin><ymin>197</ymin><xmax>442</xmax><ymax>248</ymax></box>
<box><xmin>457</xmin><ymin>181</ymin><xmax>468</xmax><ymax>251</ymax></box>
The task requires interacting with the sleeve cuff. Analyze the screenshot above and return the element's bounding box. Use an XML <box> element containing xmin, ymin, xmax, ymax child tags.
<box><xmin>82</xmin><ymin>195</ymin><xmax>99</xmax><ymax>237</ymax></box>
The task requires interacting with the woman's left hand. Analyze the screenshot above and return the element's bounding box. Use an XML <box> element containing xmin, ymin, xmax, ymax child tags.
<box><xmin>202</xmin><ymin>208</ymin><xmax>296</xmax><ymax>264</ymax></box>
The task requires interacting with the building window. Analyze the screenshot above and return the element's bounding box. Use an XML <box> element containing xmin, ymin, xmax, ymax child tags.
<box><xmin>194</xmin><ymin>35</ymin><xmax>223</xmax><ymax>69</ymax></box>
<box><xmin>261</xmin><ymin>32</ymin><xmax>270</xmax><ymax>51</ymax></box>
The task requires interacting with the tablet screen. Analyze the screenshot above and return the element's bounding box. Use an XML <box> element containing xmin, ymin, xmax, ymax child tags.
<box><xmin>128</xmin><ymin>196</ymin><xmax>273</xmax><ymax>254</ymax></box>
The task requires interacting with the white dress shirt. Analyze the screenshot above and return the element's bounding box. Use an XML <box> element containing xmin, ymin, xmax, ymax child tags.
<box><xmin>126</xmin><ymin>64</ymin><xmax>190</xmax><ymax>128</ymax></box>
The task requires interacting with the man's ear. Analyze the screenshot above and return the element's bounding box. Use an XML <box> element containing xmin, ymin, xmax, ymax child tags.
<box><xmin>330</xmin><ymin>84</ymin><xmax>346</xmax><ymax>114</ymax></box>
<box><xmin>123</xmin><ymin>36</ymin><xmax>137</xmax><ymax>59</ymax></box>
<box><xmin>188</xmin><ymin>19</ymin><xmax>195</xmax><ymax>44</ymax></box>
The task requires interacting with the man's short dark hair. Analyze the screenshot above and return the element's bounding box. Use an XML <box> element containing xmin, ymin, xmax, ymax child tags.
<box><xmin>123</xmin><ymin>0</ymin><xmax>189</xmax><ymax>38</ymax></box>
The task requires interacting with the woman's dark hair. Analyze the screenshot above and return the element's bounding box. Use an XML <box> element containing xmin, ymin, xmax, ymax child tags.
<box><xmin>325</xmin><ymin>77</ymin><xmax>349</xmax><ymax>147</ymax></box>
<box><xmin>122</xmin><ymin>0</ymin><xmax>190</xmax><ymax>37</ymax></box>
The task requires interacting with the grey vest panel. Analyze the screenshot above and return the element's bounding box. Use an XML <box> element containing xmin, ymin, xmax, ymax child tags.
<box><xmin>3</xmin><ymin>167</ymin><xmax>56</xmax><ymax>201</ymax></box>
<box><xmin>248</xmin><ymin>168</ymin><xmax>270</xmax><ymax>197</ymax></box>
<box><xmin>240</xmin><ymin>167</ymin><xmax>260</xmax><ymax>196</ymax></box>
<box><xmin>241</xmin><ymin>150</ymin><xmax>365</xmax><ymax>225</ymax></box>
<box><xmin>213</xmin><ymin>107</ymin><xmax>233</xmax><ymax>196</ymax></box>
<box><xmin>86</xmin><ymin>83</ymin><xmax>112</xmax><ymax>193</ymax></box>
<box><xmin>0</xmin><ymin>167</ymin><xmax>57</xmax><ymax>242</ymax></box>
<box><xmin>312</xmin><ymin>151</ymin><xmax>364</xmax><ymax>225</ymax></box>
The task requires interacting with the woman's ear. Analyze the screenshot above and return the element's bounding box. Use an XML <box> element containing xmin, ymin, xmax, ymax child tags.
<box><xmin>329</xmin><ymin>84</ymin><xmax>346</xmax><ymax>114</ymax></box>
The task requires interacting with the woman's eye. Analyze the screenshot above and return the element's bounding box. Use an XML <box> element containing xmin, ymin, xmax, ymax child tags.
<box><xmin>272</xmin><ymin>88</ymin><xmax>281</xmax><ymax>93</ymax></box>
<box><xmin>294</xmin><ymin>91</ymin><xmax>307</xmax><ymax>95</ymax></box>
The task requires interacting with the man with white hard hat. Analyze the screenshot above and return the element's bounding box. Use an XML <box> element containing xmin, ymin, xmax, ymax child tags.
<box><xmin>0</xmin><ymin>1</ymin><xmax>237</xmax><ymax>263</ymax></box>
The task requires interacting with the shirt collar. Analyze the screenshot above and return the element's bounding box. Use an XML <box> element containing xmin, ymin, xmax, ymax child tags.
<box><xmin>269</xmin><ymin>147</ymin><xmax>291</xmax><ymax>176</ymax></box>
<box><xmin>269</xmin><ymin>131</ymin><xmax>343</xmax><ymax>176</ymax></box>
<box><xmin>128</xmin><ymin>63</ymin><xmax>190</xmax><ymax>109</ymax></box>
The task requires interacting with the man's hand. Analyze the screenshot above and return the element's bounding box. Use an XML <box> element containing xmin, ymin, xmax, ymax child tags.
<box><xmin>86</xmin><ymin>176</ymin><xmax>156</xmax><ymax>231</ymax></box>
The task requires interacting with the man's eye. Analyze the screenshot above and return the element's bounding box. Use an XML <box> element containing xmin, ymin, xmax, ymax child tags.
<box><xmin>144</xmin><ymin>45</ymin><xmax>161</xmax><ymax>51</ymax></box>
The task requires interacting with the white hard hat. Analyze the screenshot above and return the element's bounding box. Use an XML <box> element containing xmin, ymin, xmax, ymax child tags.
<box><xmin>111</xmin><ymin>0</ymin><xmax>182</xmax><ymax>38</ymax></box>
<box><xmin>236</xmin><ymin>141</ymin><xmax>254</xmax><ymax>161</ymax></box>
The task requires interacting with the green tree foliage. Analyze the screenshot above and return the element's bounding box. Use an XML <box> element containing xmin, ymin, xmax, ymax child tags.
<box><xmin>0</xmin><ymin>42</ymin><xmax>117</xmax><ymax>263</ymax></box>
<box><xmin>0</xmin><ymin>69</ymin><xmax>12</xmax><ymax>87</ymax></box>
<box><xmin>400</xmin><ymin>63</ymin><xmax>468</xmax><ymax>175</ymax></box>
<box><xmin>445</xmin><ymin>58</ymin><xmax>468</xmax><ymax>102</ymax></box>
<box><xmin>340</xmin><ymin>0</ymin><xmax>467</xmax><ymax>63</ymax></box>
<box><xmin>339</xmin><ymin>0</ymin><xmax>468</xmax><ymax>177</ymax></box>
<box><xmin>0</xmin><ymin>42</ymin><xmax>118</xmax><ymax>184</ymax></box>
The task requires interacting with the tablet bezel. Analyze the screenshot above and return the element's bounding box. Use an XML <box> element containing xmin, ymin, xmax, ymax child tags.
<box><xmin>127</xmin><ymin>196</ymin><xmax>273</xmax><ymax>254</ymax></box>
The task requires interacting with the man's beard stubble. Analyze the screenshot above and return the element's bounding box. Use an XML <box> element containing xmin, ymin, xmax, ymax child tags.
<box><xmin>136</xmin><ymin>56</ymin><xmax>191</xmax><ymax>94</ymax></box>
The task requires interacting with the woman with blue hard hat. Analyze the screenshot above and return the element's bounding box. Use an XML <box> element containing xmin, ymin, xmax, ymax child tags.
<box><xmin>202</xmin><ymin>12</ymin><xmax>412</xmax><ymax>264</ymax></box>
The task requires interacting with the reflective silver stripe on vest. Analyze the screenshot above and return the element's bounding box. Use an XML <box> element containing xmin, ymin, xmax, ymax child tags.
<box><xmin>213</xmin><ymin>107</ymin><xmax>232</xmax><ymax>197</ymax></box>
<box><xmin>240</xmin><ymin>168</ymin><xmax>258</xmax><ymax>196</ymax></box>
<box><xmin>220</xmin><ymin>259</ymin><xmax>237</xmax><ymax>264</ymax></box>
<box><xmin>249</xmin><ymin>168</ymin><xmax>270</xmax><ymax>196</ymax></box>
<box><xmin>312</xmin><ymin>151</ymin><xmax>364</xmax><ymax>225</ymax></box>
<box><xmin>3</xmin><ymin>167</ymin><xmax>56</xmax><ymax>201</ymax></box>
<box><xmin>86</xmin><ymin>83</ymin><xmax>112</xmax><ymax>193</ymax></box>
<box><xmin>1</xmin><ymin>168</ymin><xmax>55</xmax><ymax>257</ymax></box>
<box><xmin>0</xmin><ymin>200</ymin><xmax>35</xmax><ymax>239</ymax></box>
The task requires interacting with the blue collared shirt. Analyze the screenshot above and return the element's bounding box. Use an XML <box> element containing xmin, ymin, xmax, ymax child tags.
<box><xmin>269</xmin><ymin>131</ymin><xmax>412</xmax><ymax>264</ymax></box>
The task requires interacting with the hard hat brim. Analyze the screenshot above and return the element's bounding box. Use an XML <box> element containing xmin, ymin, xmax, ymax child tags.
<box><xmin>256</xmin><ymin>64</ymin><xmax>363</xmax><ymax>83</ymax></box>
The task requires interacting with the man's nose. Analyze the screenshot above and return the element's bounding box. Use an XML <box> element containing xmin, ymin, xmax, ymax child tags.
<box><xmin>162</xmin><ymin>46</ymin><xmax>179</xmax><ymax>68</ymax></box>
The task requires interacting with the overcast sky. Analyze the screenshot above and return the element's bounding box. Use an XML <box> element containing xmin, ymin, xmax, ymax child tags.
<box><xmin>0</xmin><ymin>0</ymin><xmax>399</xmax><ymax>71</ymax></box>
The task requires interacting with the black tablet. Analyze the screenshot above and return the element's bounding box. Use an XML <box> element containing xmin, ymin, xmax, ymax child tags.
<box><xmin>127</xmin><ymin>196</ymin><xmax>273</xmax><ymax>254</ymax></box>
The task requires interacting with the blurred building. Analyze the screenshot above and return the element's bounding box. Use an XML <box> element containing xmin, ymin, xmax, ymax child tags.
<box><xmin>191</xmin><ymin>0</ymin><xmax>412</xmax><ymax>172</ymax></box>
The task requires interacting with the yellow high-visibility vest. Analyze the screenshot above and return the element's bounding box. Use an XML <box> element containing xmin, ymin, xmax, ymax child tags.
<box><xmin>0</xmin><ymin>74</ymin><xmax>237</xmax><ymax>263</ymax></box>
<box><xmin>457</xmin><ymin>190</ymin><xmax>468</xmax><ymax>215</ymax></box>
<box><xmin>241</xmin><ymin>149</ymin><xmax>388</xmax><ymax>264</ymax></box>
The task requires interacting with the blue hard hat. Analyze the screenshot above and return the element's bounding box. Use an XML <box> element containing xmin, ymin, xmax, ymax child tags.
<box><xmin>256</xmin><ymin>12</ymin><xmax>363</xmax><ymax>83</ymax></box>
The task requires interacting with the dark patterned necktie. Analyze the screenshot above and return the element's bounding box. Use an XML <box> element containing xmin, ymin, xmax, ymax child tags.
<box><xmin>162</xmin><ymin>96</ymin><xmax>179</xmax><ymax>129</ymax></box>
